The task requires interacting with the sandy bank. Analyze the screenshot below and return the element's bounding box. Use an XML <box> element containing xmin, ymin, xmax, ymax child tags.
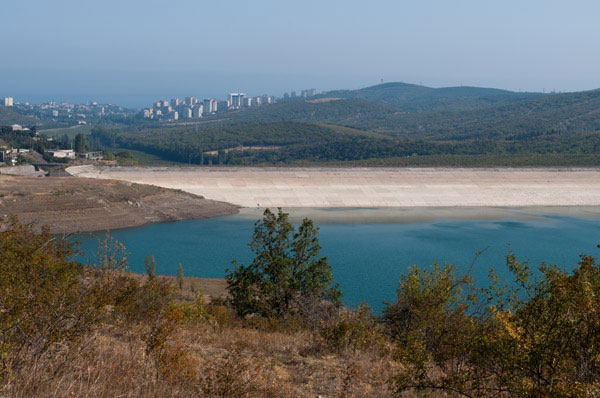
<box><xmin>0</xmin><ymin>175</ymin><xmax>238</xmax><ymax>234</ymax></box>
<box><xmin>68</xmin><ymin>165</ymin><xmax>600</xmax><ymax>208</ymax></box>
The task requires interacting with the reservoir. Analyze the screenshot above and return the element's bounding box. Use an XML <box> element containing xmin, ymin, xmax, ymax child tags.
<box><xmin>72</xmin><ymin>207</ymin><xmax>600</xmax><ymax>312</ymax></box>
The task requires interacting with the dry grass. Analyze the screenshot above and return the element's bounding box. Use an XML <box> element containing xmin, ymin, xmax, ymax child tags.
<box><xmin>3</xmin><ymin>322</ymin><xmax>398</xmax><ymax>398</ymax></box>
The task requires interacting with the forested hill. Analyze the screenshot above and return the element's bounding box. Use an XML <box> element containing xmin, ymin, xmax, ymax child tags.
<box><xmin>223</xmin><ymin>88</ymin><xmax>600</xmax><ymax>140</ymax></box>
<box><xmin>0</xmin><ymin>106</ymin><xmax>39</xmax><ymax>126</ymax></box>
<box><xmin>315</xmin><ymin>82</ymin><xmax>545</xmax><ymax>112</ymax></box>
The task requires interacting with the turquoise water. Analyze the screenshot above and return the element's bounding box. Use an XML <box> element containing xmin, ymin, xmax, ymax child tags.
<box><xmin>72</xmin><ymin>210</ymin><xmax>600</xmax><ymax>312</ymax></box>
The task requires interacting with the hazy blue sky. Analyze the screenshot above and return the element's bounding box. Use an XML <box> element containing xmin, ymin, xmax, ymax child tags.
<box><xmin>2</xmin><ymin>0</ymin><xmax>599</xmax><ymax>107</ymax></box>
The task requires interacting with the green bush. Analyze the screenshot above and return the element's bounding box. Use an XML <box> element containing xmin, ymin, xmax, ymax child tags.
<box><xmin>386</xmin><ymin>254</ymin><xmax>600</xmax><ymax>398</ymax></box>
<box><xmin>319</xmin><ymin>303</ymin><xmax>386</xmax><ymax>353</ymax></box>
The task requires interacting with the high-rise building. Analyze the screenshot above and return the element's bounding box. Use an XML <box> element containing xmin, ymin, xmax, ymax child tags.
<box><xmin>227</xmin><ymin>93</ymin><xmax>246</xmax><ymax>109</ymax></box>
<box><xmin>185</xmin><ymin>96</ymin><xmax>197</xmax><ymax>106</ymax></box>
<box><xmin>172</xmin><ymin>111</ymin><xmax>179</xmax><ymax>120</ymax></box>
<box><xmin>160</xmin><ymin>100</ymin><xmax>169</xmax><ymax>107</ymax></box>
<box><xmin>203</xmin><ymin>99</ymin><xmax>217</xmax><ymax>114</ymax></box>
<box><xmin>307</xmin><ymin>89</ymin><xmax>317</xmax><ymax>96</ymax></box>
<box><xmin>3</xmin><ymin>97</ymin><xmax>14</xmax><ymax>107</ymax></box>
<box><xmin>228</xmin><ymin>93</ymin><xmax>240</xmax><ymax>109</ymax></box>
<box><xmin>243</xmin><ymin>97</ymin><xmax>252</xmax><ymax>107</ymax></box>
<box><xmin>253</xmin><ymin>96</ymin><xmax>262</xmax><ymax>106</ymax></box>
<box><xmin>261</xmin><ymin>94</ymin><xmax>272</xmax><ymax>104</ymax></box>
<box><xmin>183</xmin><ymin>107</ymin><xmax>193</xmax><ymax>118</ymax></box>
<box><xmin>283</xmin><ymin>93</ymin><xmax>290</xmax><ymax>99</ymax></box>
<box><xmin>171</xmin><ymin>98</ymin><xmax>182</xmax><ymax>107</ymax></box>
<box><xmin>290</xmin><ymin>91</ymin><xmax>296</xmax><ymax>98</ymax></box>
<box><xmin>194</xmin><ymin>105</ymin><xmax>204</xmax><ymax>118</ymax></box>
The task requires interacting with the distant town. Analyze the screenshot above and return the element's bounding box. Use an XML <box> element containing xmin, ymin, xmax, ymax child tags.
<box><xmin>1</xmin><ymin>87</ymin><xmax>321</xmax><ymax>124</ymax></box>
<box><xmin>2</xmin><ymin>96</ymin><xmax>134</xmax><ymax>124</ymax></box>
<box><xmin>0</xmin><ymin>88</ymin><xmax>321</xmax><ymax>168</ymax></box>
<box><xmin>141</xmin><ymin>89</ymin><xmax>319</xmax><ymax>121</ymax></box>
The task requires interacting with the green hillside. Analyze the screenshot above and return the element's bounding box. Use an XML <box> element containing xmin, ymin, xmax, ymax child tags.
<box><xmin>80</xmin><ymin>85</ymin><xmax>600</xmax><ymax>167</ymax></box>
<box><xmin>0</xmin><ymin>106</ymin><xmax>39</xmax><ymax>126</ymax></box>
<box><xmin>221</xmin><ymin>88</ymin><xmax>600</xmax><ymax>140</ymax></box>
<box><xmin>316</xmin><ymin>82</ymin><xmax>544</xmax><ymax>111</ymax></box>
<box><xmin>91</xmin><ymin>117</ymin><xmax>600</xmax><ymax>167</ymax></box>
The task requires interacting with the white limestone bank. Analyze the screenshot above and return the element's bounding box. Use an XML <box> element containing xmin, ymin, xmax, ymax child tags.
<box><xmin>67</xmin><ymin>165</ymin><xmax>600</xmax><ymax>208</ymax></box>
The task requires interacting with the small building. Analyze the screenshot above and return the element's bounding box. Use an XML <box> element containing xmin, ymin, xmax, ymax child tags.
<box><xmin>1</xmin><ymin>148</ymin><xmax>18</xmax><ymax>165</ymax></box>
<box><xmin>46</xmin><ymin>149</ymin><xmax>76</xmax><ymax>159</ymax></box>
<box><xmin>78</xmin><ymin>151</ymin><xmax>103</xmax><ymax>160</ymax></box>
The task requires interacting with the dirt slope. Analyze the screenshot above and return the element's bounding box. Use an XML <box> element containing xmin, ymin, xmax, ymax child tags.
<box><xmin>0</xmin><ymin>175</ymin><xmax>238</xmax><ymax>233</ymax></box>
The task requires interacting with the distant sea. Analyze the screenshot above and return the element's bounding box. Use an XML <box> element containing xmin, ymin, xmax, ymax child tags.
<box><xmin>71</xmin><ymin>208</ymin><xmax>600</xmax><ymax>312</ymax></box>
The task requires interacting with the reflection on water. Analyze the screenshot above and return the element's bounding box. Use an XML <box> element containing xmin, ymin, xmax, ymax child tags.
<box><xmin>72</xmin><ymin>207</ymin><xmax>600</xmax><ymax>312</ymax></box>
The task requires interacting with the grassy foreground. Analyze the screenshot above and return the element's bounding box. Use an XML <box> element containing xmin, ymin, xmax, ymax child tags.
<box><xmin>1</xmin><ymin>212</ymin><xmax>600</xmax><ymax>397</ymax></box>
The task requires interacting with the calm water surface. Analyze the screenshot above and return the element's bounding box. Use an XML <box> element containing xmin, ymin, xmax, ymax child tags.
<box><xmin>72</xmin><ymin>209</ymin><xmax>600</xmax><ymax>312</ymax></box>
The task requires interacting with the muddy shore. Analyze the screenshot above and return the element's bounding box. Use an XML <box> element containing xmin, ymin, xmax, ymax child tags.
<box><xmin>0</xmin><ymin>175</ymin><xmax>238</xmax><ymax>234</ymax></box>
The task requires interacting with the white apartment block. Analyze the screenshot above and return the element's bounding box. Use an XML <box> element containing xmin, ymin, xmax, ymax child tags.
<box><xmin>3</xmin><ymin>97</ymin><xmax>14</xmax><ymax>107</ymax></box>
<box><xmin>203</xmin><ymin>98</ymin><xmax>217</xmax><ymax>114</ymax></box>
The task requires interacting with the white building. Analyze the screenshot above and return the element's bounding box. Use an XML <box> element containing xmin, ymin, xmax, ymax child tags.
<box><xmin>183</xmin><ymin>107</ymin><xmax>193</xmax><ymax>118</ymax></box>
<box><xmin>52</xmin><ymin>110</ymin><xmax>59</xmax><ymax>117</ymax></box>
<box><xmin>3</xmin><ymin>97</ymin><xmax>13</xmax><ymax>107</ymax></box>
<box><xmin>171</xmin><ymin>98</ymin><xmax>182</xmax><ymax>107</ymax></box>
<box><xmin>194</xmin><ymin>105</ymin><xmax>204</xmax><ymax>118</ymax></box>
<box><xmin>227</xmin><ymin>93</ymin><xmax>238</xmax><ymax>109</ymax></box>
<box><xmin>172</xmin><ymin>111</ymin><xmax>179</xmax><ymax>120</ymax></box>
<box><xmin>47</xmin><ymin>149</ymin><xmax>76</xmax><ymax>159</ymax></box>
<box><xmin>203</xmin><ymin>98</ymin><xmax>217</xmax><ymax>114</ymax></box>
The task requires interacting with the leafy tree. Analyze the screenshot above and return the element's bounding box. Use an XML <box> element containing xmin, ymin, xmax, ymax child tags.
<box><xmin>144</xmin><ymin>254</ymin><xmax>157</xmax><ymax>279</ymax></box>
<box><xmin>73</xmin><ymin>133</ymin><xmax>87</xmax><ymax>153</ymax></box>
<box><xmin>226</xmin><ymin>208</ymin><xmax>341</xmax><ymax>318</ymax></box>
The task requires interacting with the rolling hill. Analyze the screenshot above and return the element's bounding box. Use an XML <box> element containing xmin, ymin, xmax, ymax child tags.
<box><xmin>221</xmin><ymin>88</ymin><xmax>600</xmax><ymax>140</ymax></box>
<box><xmin>315</xmin><ymin>82</ymin><xmax>545</xmax><ymax>111</ymax></box>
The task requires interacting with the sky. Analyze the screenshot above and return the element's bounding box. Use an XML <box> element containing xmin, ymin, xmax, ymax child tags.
<box><xmin>2</xmin><ymin>0</ymin><xmax>600</xmax><ymax>107</ymax></box>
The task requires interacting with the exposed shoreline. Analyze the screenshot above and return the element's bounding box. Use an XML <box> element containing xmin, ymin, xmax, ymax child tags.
<box><xmin>68</xmin><ymin>165</ymin><xmax>600</xmax><ymax>208</ymax></box>
<box><xmin>0</xmin><ymin>175</ymin><xmax>239</xmax><ymax>234</ymax></box>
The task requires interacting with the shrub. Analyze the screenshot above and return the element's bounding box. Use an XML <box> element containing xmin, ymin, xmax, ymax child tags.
<box><xmin>386</xmin><ymin>254</ymin><xmax>600</xmax><ymax>398</ymax></box>
<box><xmin>0</xmin><ymin>218</ymin><xmax>113</xmax><ymax>384</ymax></box>
<box><xmin>319</xmin><ymin>303</ymin><xmax>386</xmax><ymax>353</ymax></box>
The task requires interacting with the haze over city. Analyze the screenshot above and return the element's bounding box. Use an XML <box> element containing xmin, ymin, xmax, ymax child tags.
<box><xmin>2</xmin><ymin>0</ymin><xmax>600</xmax><ymax>107</ymax></box>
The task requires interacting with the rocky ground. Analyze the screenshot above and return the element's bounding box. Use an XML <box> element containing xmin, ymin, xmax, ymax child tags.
<box><xmin>0</xmin><ymin>174</ymin><xmax>238</xmax><ymax>233</ymax></box>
